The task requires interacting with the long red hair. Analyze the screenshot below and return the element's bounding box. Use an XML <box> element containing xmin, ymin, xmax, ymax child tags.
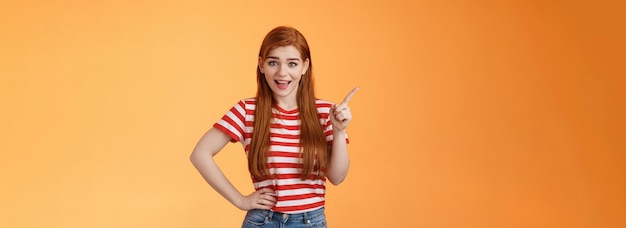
<box><xmin>248</xmin><ymin>26</ymin><xmax>328</xmax><ymax>181</ymax></box>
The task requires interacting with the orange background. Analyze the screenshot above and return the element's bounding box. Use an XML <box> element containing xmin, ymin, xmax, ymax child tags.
<box><xmin>1</xmin><ymin>0</ymin><xmax>625</xmax><ymax>227</ymax></box>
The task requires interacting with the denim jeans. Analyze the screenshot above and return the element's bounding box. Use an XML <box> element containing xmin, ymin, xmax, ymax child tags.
<box><xmin>241</xmin><ymin>207</ymin><xmax>327</xmax><ymax>228</ymax></box>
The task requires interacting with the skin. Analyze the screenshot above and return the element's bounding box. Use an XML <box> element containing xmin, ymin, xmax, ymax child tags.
<box><xmin>190</xmin><ymin>45</ymin><xmax>358</xmax><ymax>211</ymax></box>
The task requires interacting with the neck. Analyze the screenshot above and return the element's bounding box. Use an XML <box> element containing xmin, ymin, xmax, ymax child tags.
<box><xmin>273</xmin><ymin>95</ymin><xmax>298</xmax><ymax>110</ymax></box>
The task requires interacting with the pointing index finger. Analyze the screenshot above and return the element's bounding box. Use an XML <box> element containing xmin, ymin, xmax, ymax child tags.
<box><xmin>341</xmin><ymin>87</ymin><xmax>360</xmax><ymax>105</ymax></box>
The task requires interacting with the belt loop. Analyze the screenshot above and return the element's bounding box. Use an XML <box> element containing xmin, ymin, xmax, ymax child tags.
<box><xmin>267</xmin><ymin>210</ymin><xmax>274</xmax><ymax>221</ymax></box>
<box><xmin>303</xmin><ymin>211</ymin><xmax>310</xmax><ymax>224</ymax></box>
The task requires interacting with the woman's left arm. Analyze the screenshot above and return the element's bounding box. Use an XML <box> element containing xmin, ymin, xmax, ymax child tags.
<box><xmin>326</xmin><ymin>87</ymin><xmax>359</xmax><ymax>185</ymax></box>
<box><xmin>327</xmin><ymin>130</ymin><xmax>350</xmax><ymax>185</ymax></box>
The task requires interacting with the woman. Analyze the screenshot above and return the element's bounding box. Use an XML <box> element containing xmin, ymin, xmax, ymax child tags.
<box><xmin>190</xmin><ymin>26</ymin><xmax>357</xmax><ymax>228</ymax></box>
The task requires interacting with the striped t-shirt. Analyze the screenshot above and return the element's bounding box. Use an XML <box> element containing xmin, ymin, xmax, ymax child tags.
<box><xmin>213</xmin><ymin>98</ymin><xmax>347</xmax><ymax>213</ymax></box>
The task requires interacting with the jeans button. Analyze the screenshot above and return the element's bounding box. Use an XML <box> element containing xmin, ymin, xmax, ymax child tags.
<box><xmin>282</xmin><ymin>213</ymin><xmax>288</xmax><ymax>219</ymax></box>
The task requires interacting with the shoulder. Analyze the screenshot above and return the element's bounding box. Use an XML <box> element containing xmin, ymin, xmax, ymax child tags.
<box><xmin>315</xmin><ymin>99</ymin><xmax>333</xmax><ymax>114</ymax></box>
<box><xmin>227</xmin><ymin>98</ymin><xmax>256</xmax><ymax>114</ymax></box>
<box><xmin>315</xmin><ymin>99</ymin><xmax>333</xmax><ymax>108</ymax></box>
<box><xmin>234</xmin><ymin>98</ymin><xmax>255</xmax><ymax>108</ymax></box>
<box><xmin>241</xmin><ymin>97</ymin><xmax>256</xmax><ymax>105</ymax></box>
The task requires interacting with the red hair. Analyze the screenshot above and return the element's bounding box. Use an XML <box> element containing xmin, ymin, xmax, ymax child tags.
<box><xmin>248</xmin><ymin>26</ymin><xmax>328</xmax><ymax>181</ymax></box>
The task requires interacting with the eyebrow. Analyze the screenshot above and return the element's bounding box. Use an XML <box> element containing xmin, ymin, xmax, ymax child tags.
<box><xmin>266</xmin><ymin>56</ymin><xmax>301</xmax><ymax>61</ymax></box>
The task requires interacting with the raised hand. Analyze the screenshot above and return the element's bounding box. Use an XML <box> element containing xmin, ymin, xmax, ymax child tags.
<box><xmin>237</xmin><ymin>188</ymin><xmax>277</xmax><ymax>211</ymax></box>
<box><xmin>330</xmin><ymin>87</ymin><xmax>359</xmax><ymax>132</ymax></box>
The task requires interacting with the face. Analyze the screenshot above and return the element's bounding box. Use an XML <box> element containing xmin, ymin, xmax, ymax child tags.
<box><xmin>259</xmin><ymin>45</ymin><xmax>309</xmax><ymax>101</ymax></box>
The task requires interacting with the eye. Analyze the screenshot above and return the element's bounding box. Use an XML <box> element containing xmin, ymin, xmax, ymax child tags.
<box><xmin>268</xmin><ymin>61</ymin><xmax>277</xmax><ymax>66</ymax></box>
<box><xmin>288</xmin><ymin>62</ymin><xmax>298</xmax><ymax>67</ymax></box>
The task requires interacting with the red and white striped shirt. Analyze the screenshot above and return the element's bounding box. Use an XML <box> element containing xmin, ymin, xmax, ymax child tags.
<box><xmin>214</xmin><ymin>98</ymin><xmax>348</xmax><ymax>213</ymax></box>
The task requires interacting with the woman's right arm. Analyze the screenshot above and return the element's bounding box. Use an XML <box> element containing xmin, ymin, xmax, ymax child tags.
<box><xmin>190</xmin><ymin>127</ymin><xmax>276</xmax><ymax>210</ymax></box>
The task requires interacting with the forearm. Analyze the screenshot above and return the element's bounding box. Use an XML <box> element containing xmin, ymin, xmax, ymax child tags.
<box><xmin>190</xmin><ymin>152</ymin><xmax>244</xmax><ymax>209</ymax></box>
<box><xmin>326</xmin><ymin>130</ymin><xmax>350</xmax><ymax>185</ymax></box>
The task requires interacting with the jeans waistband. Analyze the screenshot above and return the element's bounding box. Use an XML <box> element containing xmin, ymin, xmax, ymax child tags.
<box><xmin>268</xmin><ymin>207</ymin><xmax>325</xmax><ymax>222</ymax></box>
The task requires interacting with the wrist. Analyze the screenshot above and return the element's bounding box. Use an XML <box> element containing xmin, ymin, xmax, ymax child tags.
<box><xmin>234</xmin><ymin>193</ymin><xmax>245</xmax><ymax>210</ymax></box>
<box><xmin>333</xmin><ymin>130</ymin><xmax>347</xmax><ymax>137</ymax></box>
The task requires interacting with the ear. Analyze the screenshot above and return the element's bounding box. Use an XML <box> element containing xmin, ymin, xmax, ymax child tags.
<box><xmin>302</xmin><ymin>58</ymin><xmax>310</xmax><ymax>75</ymax></box>
<box><xmin>258</xmin><ymin>56</ymin><xmax>264</xmax><ymax>74</ymax></box>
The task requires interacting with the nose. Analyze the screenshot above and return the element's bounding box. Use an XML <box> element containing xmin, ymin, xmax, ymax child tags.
<box><xmin>278</xmin><ymin>64</ymin><xmax>289</xmax><ymax>77</ymax></box>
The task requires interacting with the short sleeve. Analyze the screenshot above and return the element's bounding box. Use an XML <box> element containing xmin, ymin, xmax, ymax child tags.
<box><xmin>213</xmin><ymin>100</ymin><xmax>247</xmax><ymax>143</ymax></box>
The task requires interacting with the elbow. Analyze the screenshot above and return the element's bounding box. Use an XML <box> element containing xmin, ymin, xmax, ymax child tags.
<box><xmin>190</xmin><ymin>148</ymin><xmax>217</xmax><ymax>167</ymax></box>
<box><xmin>327</xmin><ymin>169</ymin><xmax>349</xmax><ymax>185</ymax></box>
<box><xmin>189</xmin><ymin>150</ymin><xmax>205</xmax><ymax>167</ymax></box>
<box><xmin>327</xmin><ymin>176</ymin><xmax>346</xmax><ymax>186</ymax></box>
<box><xmin>326</xmin><ymin>162</ymin><xmax>350</xmax><ymax>186</ymax></box>
<box><xmin>189</xmin><ymin>152</ymin><xmax>199</xmax><ymax>166</ymax></box>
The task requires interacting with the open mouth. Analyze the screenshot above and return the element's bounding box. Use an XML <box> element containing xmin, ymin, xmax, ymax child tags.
<box><xmin>275</xmin><ymin>80</ymin><xmax>292</xmax><ymax>89</ymax></box>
